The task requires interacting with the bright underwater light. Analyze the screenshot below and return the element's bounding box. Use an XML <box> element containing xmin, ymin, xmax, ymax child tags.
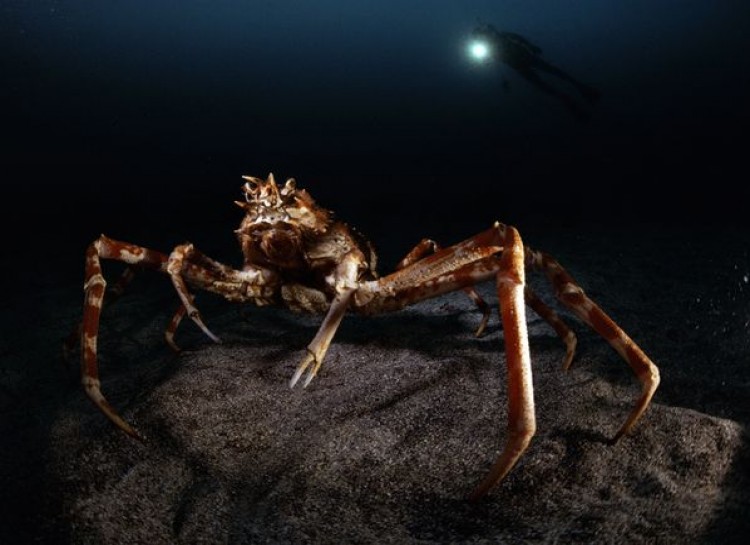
<box><xmin>468</xmin><ymin>40</ymin><xmax>490</xmax><ymax>61</ymax></box>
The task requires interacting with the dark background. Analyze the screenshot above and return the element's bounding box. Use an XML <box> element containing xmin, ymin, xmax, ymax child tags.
<box><xmin>2</xmin><ymin>3</ymin><xmax>750</xmax><ymax>543</ymax></box>
<box><xmin>3</xmin><ymin>0</ymin><xmax>749</xmax><ymax>270</ymax></box>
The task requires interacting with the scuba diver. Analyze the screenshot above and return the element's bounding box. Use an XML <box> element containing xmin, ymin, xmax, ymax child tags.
<box><xmin>471</xmin><ymin>24</ymin><xmax>601</xmax><ymax>121</ymax></box>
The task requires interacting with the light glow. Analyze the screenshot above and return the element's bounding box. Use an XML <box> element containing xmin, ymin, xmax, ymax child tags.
<box><xmin>468</xmin><ymin>40</ymin><xmax>490</xmax><ymax>61</ymax></box>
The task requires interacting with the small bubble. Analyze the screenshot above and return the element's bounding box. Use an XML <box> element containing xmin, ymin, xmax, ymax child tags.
<box><xmin>743</xmin><ymin>274</ymin><xmax>749</xmax><ymax>284</ymax></box>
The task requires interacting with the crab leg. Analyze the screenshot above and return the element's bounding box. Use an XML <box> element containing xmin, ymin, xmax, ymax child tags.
<box><xmin>524</xmin><ymin>287</ymin><xmax>577</xmax><ymax>370</ymax></box>
<box><xmin>468</xmin><ymin>225</ymin><xmax>535</xmax><ymax>501</ymax></box>
<box><xmin>358</xmin><ymin>225</ymin><xmax>536</xmax><ymax>500</ymax></box>
<box><xmin>166</xmin><ymin>244</ymin><xmax>221</xmax><ymax>343</ymax></box>
<box><xmin>162</xmin><ymin>245</ymin><xmax>274</xmax><ymax>349</ymax></box>
<box><xmin>164</xmin><ymin>304</ymin><xmax>188</xmax><ymax>352</ymax></box>
<box><xmin>290</xmin><ymin>252</ymin><xmax>362</xmax><ymax>388</ymax></box>
<box><xmin>357</xmin><ymin>222</ymin><xmax>660</xmax><ymax>497</ymax></box>
<box><xmin>63</xmin><ymin>267</ymin><xmax>138</xmax><ymax>361</ymax></box>
<box><xmin>396</xmin><ymin>237</ymin><xmax>575</xmax><ymax>347</ymax></box>
<box><xmin>380</xmin><ymin>223</ymin><xmax>657</xmax><ymax>438</ymax></box>
<box><xmin>497</xmin><ymin>225</ymin><xmax>657</xmax><ymax>439</ymax></box>
<box><xmin>289</xmin><ymin>287</ymin><xmax>356</xmax><ymax>388</ymax></box>
<box><xmin>527</xmin><ymin>250</ymin><xmax>660</xmax><ymax>440</ymax></box>
<box><xmin>80</xmin><ymin>236</ymin><xmax>170</xmax><ymax>438</ymax></box>
<box><xmin>77</xmin><ymin>235</ymin><xmax>251</xmax><ymax>437</ymax></box>
<box><xmin>476</xmin><ymin>227</ymin><xmax>536</xmax><ymax>500</ymax></box>
<box><xmin>396</xmin><ymin>238</ymin><xmax>491</xmax><ymax>336</ymax></box>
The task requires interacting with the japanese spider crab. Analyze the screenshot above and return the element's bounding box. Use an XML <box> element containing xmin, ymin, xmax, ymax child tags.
<box><xmin>66</xmin><ymin>173</ymin><xmax>660</xmax><ymax>500</ymax></box>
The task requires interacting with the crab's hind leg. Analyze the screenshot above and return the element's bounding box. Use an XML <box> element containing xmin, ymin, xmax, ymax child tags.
<box><xmin>524</xmin><ymin>286</ymin><xmax>577</xmax><ymax>370</ymax></box>
<box><xmin>396</xmin><ymin>238</ymin><xmax>491</xmax><ymax>336</ymax></box>
<box><xmin>528</xmin><ymin>250</ymin><xmax>660</xmax><ymax>441</ymax></box>
<box><xmin>79</xmin><ymin>236</ymin><xmax>169</xmax><ymax>438</ymax></box>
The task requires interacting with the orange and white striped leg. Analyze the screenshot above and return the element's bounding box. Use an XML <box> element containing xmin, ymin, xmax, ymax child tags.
<box><xmin>79</xmin><ymin>236</ymin><xmax>170</xmax><ymax>438</ymax></box>
<box><xmin>528</xmin><ymin>250</ymin><xmax>660</xmax><ymax>441</ymax></box>
<box><xmin>396</xmin><ymin>238</ymin><xmax>491</xmax><ymax>336</ymax></box>
<box><xmin>63</xmin><ymin>267</ymin><xmax>138</xmax><ymax>361</ymax></box>
<box><xmin>166</xmin><ymin>243</ymin><xmax>221</xmax><ymax>344</ymax></box>
<box><xmin>163</xmin><ymin>244</ymin><xmax>252</xmax><ymax>349</ymax></box>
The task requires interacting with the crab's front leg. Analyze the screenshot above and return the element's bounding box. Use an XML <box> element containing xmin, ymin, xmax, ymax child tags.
<box><xmin>163</xmin><ymin>245</ymin><xmax>276</xmax><ymax>351</ymax></box>
<box><xmin>166</xmin><ymin>243</ymin><xmax>221</xmax><ymax>343</ymax></box>
<box><xmin>289</xmin><ymin>252</ymin><xmax>362</xmax><ymax>388</ymax></box>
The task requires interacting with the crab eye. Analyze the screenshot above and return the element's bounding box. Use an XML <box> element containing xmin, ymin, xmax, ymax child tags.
<box><xmin>241</xmin><ymin>176</ymin><xmax>262</xmax><ymax>202</ymax></box>
<box><xmin>281</xmin><ymin>178</ymin><xmax>297</xmax><ymax>196</ymax></box>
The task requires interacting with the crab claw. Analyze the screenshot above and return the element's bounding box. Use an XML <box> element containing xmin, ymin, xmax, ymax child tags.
<box><xmin>289</xmin><ymin>350</ymin><xmax>320</xmax><ymax>389</ymax></box>
<box><xmin>188</xmin><ymin>310</ymin><xmax>222</xmax><ymax>344</ymax></box>
<box><xmin>289</xmin><ymin>287</ymin><xmax>356</xmax><ymax>389</ymax></box>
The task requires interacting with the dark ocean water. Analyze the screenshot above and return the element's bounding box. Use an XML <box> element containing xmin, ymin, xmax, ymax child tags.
<box><xmin>3</xmin><ymin>0</ymin><xmax>749</xmax><ymax>263</ymax></box>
